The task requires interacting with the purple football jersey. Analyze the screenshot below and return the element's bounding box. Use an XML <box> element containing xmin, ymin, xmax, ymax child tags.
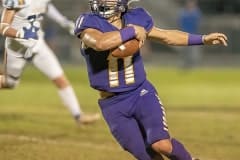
<box><xmin>75</xmin><ymin>8</ymin><xmax>154</xmax><ymax>93</ymax></box>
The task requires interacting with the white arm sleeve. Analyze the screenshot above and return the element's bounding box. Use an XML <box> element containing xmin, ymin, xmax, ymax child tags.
<box><xmin>46</xmin><ymin>3</ymin><xmax>71</xmax><ymax>28</ymax></box>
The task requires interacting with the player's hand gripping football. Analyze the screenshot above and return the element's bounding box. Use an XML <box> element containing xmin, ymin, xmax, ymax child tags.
<box><xmin>127</xmin><ymin>24</ymin><xmax>147</xmax><ymax>48</ymax></box>
<box><xmin>203</xmin><ymin>33</ymin><xmax>228</xmax><ymax>46</ymax></box>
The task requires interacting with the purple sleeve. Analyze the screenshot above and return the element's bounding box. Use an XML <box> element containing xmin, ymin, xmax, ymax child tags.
<box><xmin>126</xmin><ymin>8</ymin><xmax>154</xmax><ymax>32</ymax></box>
<box><xmin>74</xmin><ymin>14</ymin><xmax>101</xmax><ymax>37</ymax></box>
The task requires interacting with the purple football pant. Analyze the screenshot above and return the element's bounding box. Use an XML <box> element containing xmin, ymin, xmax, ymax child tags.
<box><xmin>98</xmin><ymin>80</ymin><xmax>170</xmax><ymax>160</ymax></box>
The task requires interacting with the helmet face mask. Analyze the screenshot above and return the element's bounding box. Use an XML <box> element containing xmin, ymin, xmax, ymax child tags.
<box><xmin>89</xmin><ymin>0</ymin><xmax>128</xmax><ymax>18</ymax></box>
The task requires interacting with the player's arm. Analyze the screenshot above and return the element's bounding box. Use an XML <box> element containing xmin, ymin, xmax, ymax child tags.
<box><xmin>80</xmin><ymin>28</ymin><xmax>125</xmax><ymax>51</ymax></box>
<box><xmin>0</xmin><ymin>8</ymin><xmax>21</xmax><ymax>38</ymax></box>
<box><xmin>80</xmin><ymin>26</ymin><xmax>145</xmax><ymax>51</ymax></box>
<box><xmin>46</xmin><ymin>3</ymin><xmax>75</xmax><ymax>34</ymax></box>
<box><xmin>0</xmin><ymin>8</ymin><xmax>39</xmax><ymax>40</ymax></box>
<box><xmin>147</xmin><ymin>26</ymin><xmax>228</xmax><ymax>46</ymax></box>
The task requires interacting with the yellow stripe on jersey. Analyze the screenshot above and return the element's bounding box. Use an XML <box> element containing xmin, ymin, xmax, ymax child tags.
<box><xmin>18</xmin><ymin>0</ymin><xmax>25</xmax><ymax>5</ymax></box>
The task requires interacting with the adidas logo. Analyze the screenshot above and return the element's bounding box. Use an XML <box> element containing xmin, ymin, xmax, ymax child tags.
<box><xmin>140</xmin><ymin>89</ymin><xmax>149</xmax><ymax>96</ymax></box>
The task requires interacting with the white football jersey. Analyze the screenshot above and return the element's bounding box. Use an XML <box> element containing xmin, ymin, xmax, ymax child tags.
<box><xmin>2</xmin><ymin>0</ymin><xmax>51</xmax><ymax>30</ymax></box>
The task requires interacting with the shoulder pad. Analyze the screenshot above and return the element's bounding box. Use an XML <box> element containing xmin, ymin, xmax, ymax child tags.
<box><xmin>125</xmin><ymin>7</ymin><xmax>154</xmax><ymax>32</ymax></box>
<box><xmin>74</xmin><ymin>13</ymin><xmax>102</xmax><ymax>37</ymax></box>
<box><xmin>2</xmin><ymin>0</ymin><xmax>29</xmax><ymax>9</ymax></box>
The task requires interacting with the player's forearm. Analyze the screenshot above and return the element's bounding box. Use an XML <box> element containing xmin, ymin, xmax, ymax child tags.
<box><xmin>161</xmin><ymin>30</ymin><xmax>189</xmax><ymax>46</ymax></box>
<box><xmin>82</xmin><ymin>31</ymin><xmax>123</xmax><ymax>51</ymax></box>
<box><xmin>47</xmin><ymin>3</ymin><xmax>70</xmax><ymax>28</ymax></box>
<box><xmin>149</xmin><ymin>27</ymin><xmax>205</xmax><ymax>46</ymax></box>
<box><xmin>148</xmin><ymin>27</ymin><xmax>190</xmax><ymax>46</ymax></box>
<box><xmin>82</xmin><ymin>27</ymin><xmax>136</xmax><ymax>51</ymax></box>
<box><xmin>0</xmin><ymin>8</ymin><xmax>22</xmax><ymax>38</ymax></box>
<box><xmin>0</xmin><ymin>24</ymin><xmax>21</xmax><ymax>38</ymax></box>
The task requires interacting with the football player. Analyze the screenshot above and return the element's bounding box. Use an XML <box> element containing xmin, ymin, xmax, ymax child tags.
<box><xmin>0</xmin><ymin>0</ymin><xmax>100</xmax><ymax>125</ymax></box>
<box><xmin>74</xmin><ymin>0</ymin><xmax>227</xmax><ymax>159</ymax></box>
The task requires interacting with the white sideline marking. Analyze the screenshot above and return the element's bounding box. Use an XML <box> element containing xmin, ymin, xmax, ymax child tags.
<box><xmin>0</xmin><ymin>134</ymin><xmax>122</xmax><ymax>152</ymax></box>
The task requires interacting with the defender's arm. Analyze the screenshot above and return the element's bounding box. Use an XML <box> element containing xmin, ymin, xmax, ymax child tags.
<box><xmin>0</xmin><ymin>8</ymin><xmax>39</xmax><ymax>40</ymax></box>
<box><xmin>46</xmin><ymin>3</ymin><xmax>75</xmax><ymax>34</ymax></box>
<box><xmin>148</xmin><ymin>26</ymin><xmax>228</xmax><ymax>46</ymax></box>
<box><xmin>0</xmin><ymin>8</ymin><xmax>20</xmax><ymax>38</ymax></box>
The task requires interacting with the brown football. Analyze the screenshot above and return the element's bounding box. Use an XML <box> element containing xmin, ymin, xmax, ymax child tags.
<box><xmin>111</xmin><ymin>39</ymin><xmax>140</xmax><ymax>58</ymax></box>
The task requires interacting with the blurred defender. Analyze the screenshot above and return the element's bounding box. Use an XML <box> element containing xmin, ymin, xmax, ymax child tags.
<box><xmin>75</xmin><ymin>0</ymin><xmax>227</xmax><ymax>159</ymax></box>
<box><xmin>0</xmin><ymin>0</ymin><xmax>100</xmax><ymax>125</ymax></box>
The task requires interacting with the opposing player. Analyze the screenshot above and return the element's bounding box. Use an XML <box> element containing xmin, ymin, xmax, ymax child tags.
<box><xmin>0</xmin><ymin>0</ymin><xmax>100</xmax><ymax>125</ymax></box>
<box><xmin>74</xmin><ymin>0</ymin><xmax>228</xmax><ymax>159</ymax></box>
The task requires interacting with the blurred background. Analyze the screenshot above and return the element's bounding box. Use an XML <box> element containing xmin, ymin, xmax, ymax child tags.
<box><xmin>1</xmin><ymin>0</ymin><xmax>239</xmax><ymax>68</ymax></box>
<box><xmin>0</xmin><ymin>1</ymin><xmax>239</xmax><ymax>160</ymax></box>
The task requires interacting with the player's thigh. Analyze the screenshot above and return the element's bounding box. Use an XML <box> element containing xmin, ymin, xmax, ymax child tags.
<box><xmin>113</xmin><ymin>117</ymin><xmax>145</xmax><ymax>150</ymax></box>
<box><xmin>101</xmin><ymin>109</ymin><xmax>150</xmax><ymax>159</ymax></box>
<box><xmin>4</xmin><ymin>47</ymin><xmax>27</xmax><ymax>78</ymax></box>
<box><xmin>32</xmin><ymin>39</ymin><xmax>63</xmax><ymax>80</ymax></box>
<box><xmin>98</xmin><ymin>97</ymin><xmax>148</xmax><ymax>153</ymax></box>
<box><xmin>136</xmin><ymin>91</ymin><xmax>170</xmax><ymax>145</ymax></box>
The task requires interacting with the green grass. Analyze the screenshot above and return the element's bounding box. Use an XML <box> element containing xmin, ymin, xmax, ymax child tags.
<box><xmin>0</xmin><ymin>65</ymin><xmax>239</xmax><ymax>160</ymax></box>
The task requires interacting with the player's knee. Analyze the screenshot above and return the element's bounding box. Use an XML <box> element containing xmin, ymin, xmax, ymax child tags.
<box><xmin>152</xmin><ymin>139</ymin><xmax>173</xmax><ymax>155</ymax></box>
<box><xmin>2</xmin><ymin>76</ymin><xmax>19</xmax><ymax>89</ymax></box>
<box><xmin>52</xmin><ymin>75</ymin><xmax>69</xmax><ymax>89</ymax></box>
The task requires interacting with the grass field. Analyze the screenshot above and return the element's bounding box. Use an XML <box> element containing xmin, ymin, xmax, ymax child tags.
<box><xmin>0</xmin><ymin>65</ymin><xmax>239</xmax><ymax>160</ymax></box>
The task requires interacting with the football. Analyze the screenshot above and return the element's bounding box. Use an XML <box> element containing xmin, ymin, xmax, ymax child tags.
<box><xmin>111</xmin><ymin>39</ymin><xmax>140</xmax><ymax>58</ymax></box>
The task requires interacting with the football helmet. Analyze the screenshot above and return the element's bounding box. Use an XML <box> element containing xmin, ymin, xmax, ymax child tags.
<box><xmin>89</xmin><ymin>0</ymin><xmax>128</xmax><ymax>18</ymax></box>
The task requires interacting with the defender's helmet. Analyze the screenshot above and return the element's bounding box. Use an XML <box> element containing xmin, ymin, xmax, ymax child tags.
<box><xmin>89</xmin><ymin>0</ymin><xmax>128</xmax><ymax>18</ymax></box>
